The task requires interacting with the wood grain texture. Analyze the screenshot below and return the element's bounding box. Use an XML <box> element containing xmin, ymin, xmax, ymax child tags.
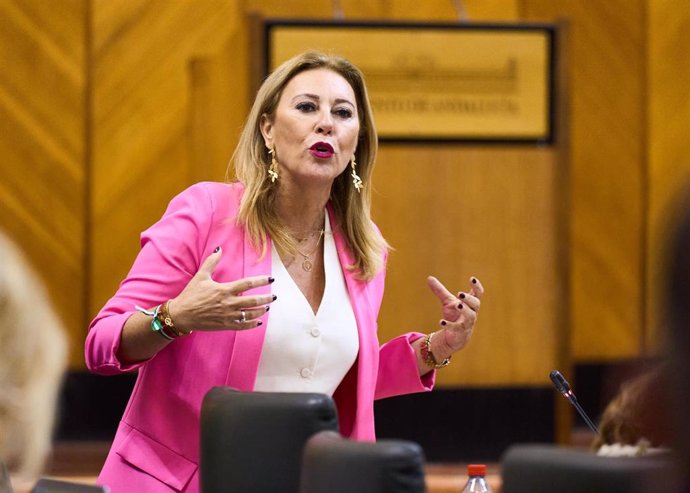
<box><xmin>0</xmin><ymin>0</ymin><xmax>569</xmax><ymax>384</ymax></box>
<box><xmin>373</xmin><ymin>146</ymin><xmax>561</xmax><ymax>385</ymax></box>
<box><xmin>522</xmin><ymin>0</ymin><xmax>646</xmax><ymax>360</ymax></box>
<box><xmin>90</xmin><ymin>0</ymin><xmax>559</xmax><ymax>386</ymax></box>
<box><xmin>89</xmin><ymin>0</ymin><xmax>243</xmax><ymax>318</ymax></box>
<box><xmin>189</xmin><ymin>27</ymin><xmax>251</xmax><ymax>185</ymax></box>
<box><xmin>645</xmin><ymin>0</ymin><xmax>690</xmax><ymax>353</ymax></box>
<box><xmin>244</xmin><ymin>0</ymin><xmax>559</xmax><ymax>385</ymax></box>
<box><xmin>0</xmin><ymin>0</ymin><xmax>86</xmax><ymax>367</ymax></box>
<box><xmin>244</xmin><ymin>0</ymin><xmax>518</xmax><ymax>22</ymax></box>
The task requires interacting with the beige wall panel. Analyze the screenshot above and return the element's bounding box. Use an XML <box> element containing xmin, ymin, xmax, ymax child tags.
<box><xmin>646</xmin><ymin>0</ymin><xmax>690</xmax><ymax>352</ymax></box>
<box><xmin>373</xmin><ymin>146</ymin><xmax>561</xmax><ymax>386</ymax></box>
<box><xmin>89</xmin><ymin>0</ymin><xmax>244</xmax><ymax>319</ymax></box>
<box><xmin>522</xmin><ymin>0</ymin><xmax>646</xmax><ymax>361</ymax></box>
<box><xmin>0</xmin><ymin>0</ymin><xmax>86</xmax><ymax>367</ymax></box>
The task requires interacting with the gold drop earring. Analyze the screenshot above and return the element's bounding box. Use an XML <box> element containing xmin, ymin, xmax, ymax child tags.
<box><xmin>267</xmin><ymin>147</ymin><xmax>279</xmax><ymax>183</ymax></box>
<box><xmin>350</xmin><ymin>156</ymin><xmax>363</xmax><ymax>192</ymax></box>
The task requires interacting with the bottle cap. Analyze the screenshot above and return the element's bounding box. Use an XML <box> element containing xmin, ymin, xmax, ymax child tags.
<box><xmin>467</xmin><ymin>464</ymin><xmax>486</xmax><ymax>476</ymax></box>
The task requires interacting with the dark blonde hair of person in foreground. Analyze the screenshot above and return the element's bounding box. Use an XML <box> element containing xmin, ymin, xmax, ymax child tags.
<box><xmin>593</xmin><ymin>366</ymin><xmax>673</xmax><ymax>457</ymax></box>
<box><xmin>0</xmin><ymin>232</ymin><xmax>67</xmax><ymax>487</ymax></box>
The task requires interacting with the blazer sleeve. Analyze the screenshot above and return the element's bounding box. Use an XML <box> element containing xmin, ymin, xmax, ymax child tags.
<box><xmin>374</xmin><ymin>332</ymin><xmax>435</xmax><ymax>400</ymax></box>
<box><xmin>84</xmin><ymin>183</ymin><xmax>217</xmax><ymax>375</ymax></box>
<box><xmin>366</xmin><ymin>244</ymin><xmax>435</xmax><ymax>400</ymax></box>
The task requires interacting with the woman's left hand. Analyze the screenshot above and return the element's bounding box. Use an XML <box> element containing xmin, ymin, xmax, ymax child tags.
<box><xmin>427</xmin><ymin>275</ymin><xmax>484</xmax><ymax>356</ymax></box>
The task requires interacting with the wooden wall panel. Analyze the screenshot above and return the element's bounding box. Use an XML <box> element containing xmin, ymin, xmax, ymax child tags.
<box><xmin>244</xmin><ymin>0</ymin><xmax>518</xmax><ymax>22</ymax></box>
<box><xmin>89</xmin><ymin>0</ymin><xmax>243</xmax><ymax>319</ymax></box>
<box><xmin>377</xmin><ymin>0</ymin><xmax>517</xmax><ymax>21</ymax></box>
<box><xmin>0</xmin><ymin>0</ymin><xmax>86</xmax><ymax>367</ymax></box>
<box><xmin>89</xmin><ymin>0</ymin><xmax>555</xmax><ymax>386</ymax></box>
<box><xmin>373</xmin><ymin>147</ymin><xmax>561</xmax><ymax>385</ymax></box>
<box><xmin>1</xmin><ymin>0</ymin><xmax>556</xmax><ymax>381</ymax></box>
<box><xmin>189</xmin><ymin>27</ymin><xmax>251</xmax><ymax>184</ymax></box>
<box><xmin>5</xmin><ymin>0</ymin><xmax>688</xmax><ymax>381</ymax></box>
<box><xmin>242</xmin><ymin>0</ymin><xmax>559</xmax><ymax>386</ymax></box>
<box><xmin>645</xmin><ymin>0</ymin><xmax>690</xmax><ymax>352</ymax></box>
<box><xmin>521</xmin><ymin>0</ymin><xmax>646</xmax><ymax>361</ymax></box>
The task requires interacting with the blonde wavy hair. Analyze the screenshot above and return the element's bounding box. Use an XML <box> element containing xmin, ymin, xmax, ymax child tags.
<box><xmin>230</xmin><ymin>51</ymin><xmax>388</xmax><ymax>279</ymax></box>
<box><xmin>0</xmin><ymin>232</ymin><xmax>67</xmax><ymax>480</ymax></box>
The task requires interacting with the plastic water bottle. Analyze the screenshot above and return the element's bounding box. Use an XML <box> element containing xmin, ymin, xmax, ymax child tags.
<box><xmin>461</xmin><ymin>464</ymin><xmax>493</xmax><ymax>493</ymax></box>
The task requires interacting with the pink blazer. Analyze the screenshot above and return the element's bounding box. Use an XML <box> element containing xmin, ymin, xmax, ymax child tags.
<box><xmin>85</xmin><ymin>182</ymin><xmax>434</xmax><ymax>493</ymax></box>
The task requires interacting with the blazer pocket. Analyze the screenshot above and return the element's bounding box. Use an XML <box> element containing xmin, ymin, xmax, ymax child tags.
<box><xmin>116</xmin><ymin>427</ymin><xmax>198</xmax><ymax>491</ymax></box>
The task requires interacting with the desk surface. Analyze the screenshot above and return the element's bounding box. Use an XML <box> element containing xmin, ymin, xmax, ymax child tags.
<box><xmin>14</xmin><ymin>467</ymin><xmax>503</xmax><ymax>493</ymax></box>
<box><xmin>23</xmin><ymin>442</ymin><xmax>504</xmax><ymax>493</ymax></box>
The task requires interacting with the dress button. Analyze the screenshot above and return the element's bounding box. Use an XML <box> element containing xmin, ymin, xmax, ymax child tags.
<box><xmin>310</xmin><ymin>327</ymin><xmax>321</xmax><ymax>337</ymax></box>
<box><xmin>300</xmin><ymin>368</ymin><xmax>312</xmax><ymax>378</ymax></box>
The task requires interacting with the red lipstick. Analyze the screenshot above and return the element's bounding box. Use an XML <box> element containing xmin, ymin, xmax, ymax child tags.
<box><xmin>309</xmin><ymin>142</ymin><xmax>334</xmax><ymax>159</ymax></box>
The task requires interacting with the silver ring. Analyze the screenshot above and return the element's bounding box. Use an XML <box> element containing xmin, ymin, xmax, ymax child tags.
<box><xmin>239</xmin><ymin>310</ymin><xmax>247</xmax><ymax>323</ymax></box>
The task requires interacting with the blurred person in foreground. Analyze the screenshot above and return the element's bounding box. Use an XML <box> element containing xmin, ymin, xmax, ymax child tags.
<box><xmin>0</xmin><ymin>232</ymin><xmax>67</xmax><ymax>492</ymax></box>
<box><xmin>85</xmin><ymin>50</ymin><xmax>485</xmax><ymax>492</ymax></box>
<box><xmin>593</xmin><ymin>364</ymin><xmax>672</xmax><ymax>457</ymax></box>
<box><xmin>665</xmin><ymin>184</ymin><xmax>690</xmax><ymax>492</ymax></box>
<box><xmin>589</xmin><ymin>185</ymin><xmax>690</xmax><ymax>492</ymax></box>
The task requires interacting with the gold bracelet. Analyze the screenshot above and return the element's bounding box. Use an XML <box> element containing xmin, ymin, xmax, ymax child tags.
<box><xmin>421</xmin><ymin>332</ymin><xmax>451</xmax><ymax>369</ymax></box>
<box><xmin>157</xmin><ymin>300</ymin><xmax>192</xmax><ymax>337</ymax></box>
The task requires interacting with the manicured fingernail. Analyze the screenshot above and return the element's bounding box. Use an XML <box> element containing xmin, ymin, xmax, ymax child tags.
<box><xmin>214</xmin><ymin>246</ymin><xmax>221</xmax><ymax>253</ymax></box>
<box><xmin>272</xmin><ymin>295</ymin><xmax>277</xmax><ymax>301</ymax></box>
<box><xmin>441</xmin><ymin>320</ymin><xmax>447</xmax><ymax>326</ymax></box>
<box><xmin>458</xmin><ymin>303</ymin><xmax>464</xmax><ymax>310</ymax></box>
<box><xmin>265</xmin><ymin>305</ymin><xmax>270</xmax><ymax>312</ymax></box>
<box><xmin>268</xmin><ymin>276</ymin><xmax>275</xmax><ymax>283</ymax></box>
<box><xmin>471</xmin><ymin>278</ymin><xmax>477</xmax><ymax>284</ymax></box>
<box><xmin>459</xmin><ymin>293</ymin><xmax>466</xmax><ymax>299</ymax></box>
<box><xmin>257</xmin><ymin>320</ymin><xmax>263</xmax><ymax>326</ymax></box>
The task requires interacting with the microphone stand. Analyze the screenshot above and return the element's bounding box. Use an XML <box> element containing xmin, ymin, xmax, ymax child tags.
<box><xmin>550</xmin><ymin>370</ymin><xmax>600</xmax><ymax>436</ymax></box>
<box><xmin>562</xmin><ymin>390</ymin><xmax>600</xmax><ymax>435</ymax></box>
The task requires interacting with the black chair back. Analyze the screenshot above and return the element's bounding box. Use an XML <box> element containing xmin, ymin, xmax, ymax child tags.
<box><xmin>200</xmin><ymin>386</ymin><xmax>338</xmax><ymax>493</ymax></box>
<box><xmin>31</xmin><ymin>478</ymin><xmax>108</xmax><ymax>493</ymax></box>
<box><xmin>299</xmin><ymin>431</ymin><xmax>426</xmax><ymax>493</ymax></box>
<box><xmin>501</xmin><ymin>444</ymin><xmax>678</xmax><ymax>493</ymax></box>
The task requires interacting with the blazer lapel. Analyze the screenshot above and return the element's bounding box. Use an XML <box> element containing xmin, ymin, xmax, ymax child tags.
<box><xmin>224</xmin><ymin>230</ymin><xmax>272</xmax><ymax>390</ymax></box>
<box><xmin>328</xmin><ymin>207</ymin><xmax>377</xmax><ymax>369</ymax></box>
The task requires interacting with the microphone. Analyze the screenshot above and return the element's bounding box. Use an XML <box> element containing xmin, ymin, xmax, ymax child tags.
<box><xmin>549</xmin><ymin>370</ymin><xmax>600</xmax><ymax>435</ymax></box>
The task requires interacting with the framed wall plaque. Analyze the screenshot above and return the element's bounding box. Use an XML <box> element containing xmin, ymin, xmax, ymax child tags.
<box><xmin>263</xmin><ymin>20</ymin><xmax>556</xmax><ymax>143</ymax></box>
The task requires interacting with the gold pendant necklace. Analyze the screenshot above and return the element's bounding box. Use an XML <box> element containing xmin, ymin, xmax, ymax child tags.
<box><xmin>295</xmin><ymin>229</ymin><xmax>324</xmax><ymax>272</ymax></box>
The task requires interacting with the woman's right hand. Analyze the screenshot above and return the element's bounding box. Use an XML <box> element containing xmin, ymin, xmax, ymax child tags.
<box><xmin>168</xmin><ymin>247</ymin><xmax>275</xmax><ymax>332</ymax></box>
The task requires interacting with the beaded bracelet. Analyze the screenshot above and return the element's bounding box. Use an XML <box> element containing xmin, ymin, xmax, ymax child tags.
<box><xmin>135</xmin><ymin>304</ymin><xmax>174</xmax><ymax>341</ymax></box>
<box><xmin>421</xmin><ymin>332</ymin><xmax>451</xmax><ymax>369</ymax></box>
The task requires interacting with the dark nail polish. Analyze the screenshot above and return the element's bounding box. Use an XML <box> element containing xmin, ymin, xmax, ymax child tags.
<box><xmin>471</xmin><ymin>278</ymin><xmax>477</xmax><ymax>284</ymax></box>
<box><xmin>441</xmin><ymin>320</ymin><xmax>447</xmax><ymax>326</ymax></box>
<box><xmin>272</xmin><ymin>295</ymin><xmax>277</xmax><ymax>301</ymax></box>
<box><xmin>459</xmin><ymin>293</ymin><xmax>466</xmax><ymax>299</ymax></box>
<box><xmin>257</xmin><ymin>320</ymin><xmax>263</xmax><ymax>326</ymax></box>
<box><xmin>265</xmin><ymin>305</ymin><xmax>270</xmax><ymax>312</ymax></box>
<box><xmin>458</xmin><ymin>303</ymin><xmax>464</xmax><ymax>310</ymax></box>
<box><xmin>214</xmin><ymin>246</ymin><xmax>221</xmax><ymax>253</ymax></box>
<box><xmin>268</xmin><ymin>276</ymin><xmax>275</xmax><ymax>283</ymax></box>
